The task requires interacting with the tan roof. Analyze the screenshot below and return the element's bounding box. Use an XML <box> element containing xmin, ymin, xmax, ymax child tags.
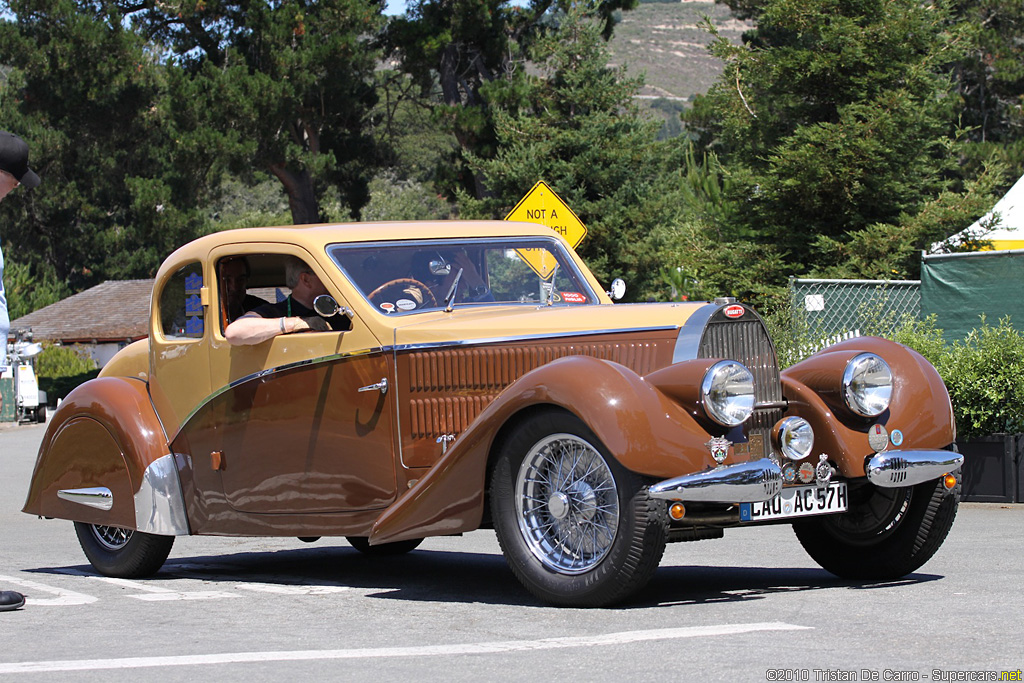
<box><xmin>9</xmin><ymin>280</ymin><xmax>153</xmax><ymax>342</ymax></box>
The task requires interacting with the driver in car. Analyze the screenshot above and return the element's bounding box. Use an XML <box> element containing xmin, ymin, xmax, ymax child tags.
<box><xmin>225</xmin><ymin>257</ymin><xmax>346</xmax><ymax>345</ymax></box>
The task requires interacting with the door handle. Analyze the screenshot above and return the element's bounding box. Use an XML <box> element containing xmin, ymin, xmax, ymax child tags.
<box><xmin>358</xmin><ymin>378</ymin><xmax>388</xmax><ymax>395</ymax></box>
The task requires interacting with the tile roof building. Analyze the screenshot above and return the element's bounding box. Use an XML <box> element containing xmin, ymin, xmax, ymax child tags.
<box><xmin>8</xmin><ymin>280</ymin><xmax>153</xmax><ymax>367</ymax></box>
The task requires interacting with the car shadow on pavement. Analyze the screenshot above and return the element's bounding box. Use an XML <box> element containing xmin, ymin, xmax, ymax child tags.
<box><xmin>27</xmin><ymin>543</ymin><xmax>944</xmax><ymax>608</ymax></box>
<box><xmin>633</xmin><ymin>564</ymin><xmax>944</xmax><ymax>608</ymax></box>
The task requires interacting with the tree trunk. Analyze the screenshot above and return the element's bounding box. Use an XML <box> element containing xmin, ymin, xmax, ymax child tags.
<box><xmin>269</xmin><ymin>164</ymin><xmax>321</xmax><ymax>225</ymax></box>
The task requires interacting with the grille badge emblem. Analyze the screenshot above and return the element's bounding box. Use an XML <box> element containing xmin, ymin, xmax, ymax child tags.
<box><xmin>706</xmin><ymin>437</ymin><xmax>731</xmax><ymax>464</ymax></box>
<box><xmin>815</xmin><ymin>454</ymin><xmax>833</xmax><ymax>488</ymax></box>
<box><xmin>723</xmin><ymin>304</ymin><xmax>745</xmax><ymax>319</ymax></box>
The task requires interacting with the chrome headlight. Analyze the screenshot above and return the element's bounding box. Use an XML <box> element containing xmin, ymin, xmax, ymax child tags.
<box><xmin>774</xmin><ymin>416</ymin><xmax>814</xmax><ymax>461</ymax></box>
<box><xmin>842</xmin><ymin>353</ymin><xmax>892</xmax><ymax>417</ymax></box>
<box><xmin>701</xmin><ymin>360</ymin><xmax>755</xmax><ymax>427</ymax></box>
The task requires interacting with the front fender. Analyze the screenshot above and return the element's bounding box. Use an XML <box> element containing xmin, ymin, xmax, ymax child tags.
<box><xmin>22</xmin><ymin>377</ymin><xmax>190</xmax><ymax>535</ymax></box>
<box><xmin>782</xmin><ymin>336</ymin><xmax>956</xmax><ymax>478</ymax></box>
<box><xmin>371</xmin><ymin>355</ymin><xmax>721</xmax><ymax>544</ymax></box>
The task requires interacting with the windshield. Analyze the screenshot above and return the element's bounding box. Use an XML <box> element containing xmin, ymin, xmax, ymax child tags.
<box><xmin>328</xmin><ymin>237</ymin><xmax>598</xmax><ymax>315</ymax></box>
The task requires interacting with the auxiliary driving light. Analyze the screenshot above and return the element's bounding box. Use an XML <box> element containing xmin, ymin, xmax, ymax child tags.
<box><xmin>943</xmin><ymin>473</ymin><xmax>959</xmax><ymax>490</ymax></box>
<box><xmin>773</xmin><ymin>416</ymin><xmax>815</xmax><ymax>461</ymax></box>
<box><xmin>669</xmin><ymin>503</ymin><xmax>686</xmax><ymax>521</ymax></box>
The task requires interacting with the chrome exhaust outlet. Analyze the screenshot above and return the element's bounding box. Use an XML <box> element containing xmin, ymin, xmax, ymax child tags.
<box><xmin>649</xmin><ymin>459</ymin><xmax>783</xmax><ymax>503</ymax></box>
<box><xmin>865</xmin><ymin>450</ymin><xmax>964</xmax><ymax>488</ymax></box>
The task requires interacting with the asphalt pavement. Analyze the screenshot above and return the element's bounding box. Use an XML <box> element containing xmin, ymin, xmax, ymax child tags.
<box><xmin>1</xmin><ymin>420</ymin><xmax>1021</xmax><ymax>682</ymax></box>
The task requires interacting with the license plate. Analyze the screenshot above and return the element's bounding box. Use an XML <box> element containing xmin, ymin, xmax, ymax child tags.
<box><xmin>739</xmin><ymin>482</ymin><xmax>848</xmax><ymax>522</ymax></box>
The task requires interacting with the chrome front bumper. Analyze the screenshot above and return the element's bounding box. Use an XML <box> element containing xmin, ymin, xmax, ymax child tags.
<box><xmin>648</xmin><ymin>459</ymin><xmax>783</xmax><ymax>503</ymax></box>
<box><xmin>648</xmin><ymin>448</ymin><xmax>963</xmax><ymax>504</ymax></box>
<box><xmin>864</xmin><ymin>449</ymin><xmax>963</xmax><ymax>488</ymax></box>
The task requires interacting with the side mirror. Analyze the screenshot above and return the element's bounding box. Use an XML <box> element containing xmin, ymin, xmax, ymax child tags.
<box><xmin>607</xmin><ymin>278</ymin><xmax>626</xmax><ymax>301</ymax></box>
<box><xmin>313</xmin><ymin>295</ymin><xmax>352</xmax><ymax>320</ymax></box>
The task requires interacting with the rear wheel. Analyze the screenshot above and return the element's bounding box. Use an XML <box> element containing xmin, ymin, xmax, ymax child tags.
<box><xmin>490</xmin><ymin>410</ymin><xmax>667</xmax><ymax>607</ymax></box>
<box><xmin>793</xmin><ymin>477</ymin><xmax>959</xmax><ymax>579</ymax></box>
<box><xmin>346</xmin><ymin>536</ymin><xmax>423</xmax><ymax>556</ymax></box>
<box><xmin>74</xmin><ymin>522</ymin><xmax>174</xmax><ymax>578</ymax></box>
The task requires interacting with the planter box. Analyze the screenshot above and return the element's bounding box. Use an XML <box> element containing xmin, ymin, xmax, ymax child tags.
<box><xmin>955</xmin><ymin>434</ymin><xmax>1022</xmax><ymax>504</ymax></box>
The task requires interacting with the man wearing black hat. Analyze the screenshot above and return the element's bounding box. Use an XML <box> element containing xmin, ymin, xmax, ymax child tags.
<box><xmin>0</xmin><ymin>130</ymin><xmax>40</xmax><ymax>613</ymax></box>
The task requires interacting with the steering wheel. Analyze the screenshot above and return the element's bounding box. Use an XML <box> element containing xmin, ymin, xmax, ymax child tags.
<box><xmin>368</xmin><ymin>278</ymin><xmax>438</xmax><ymax>310</ymax></box>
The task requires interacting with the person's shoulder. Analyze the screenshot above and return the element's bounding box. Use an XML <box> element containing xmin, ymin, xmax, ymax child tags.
<box><xmin>248</xmin><ymin>299</ymin><xmax>286</xmax><ymax>318</ymax></box>
<box><xmin>243</xmin><ymin>293</ymin><xmax>270</xmax><ymax>310</ymax></box>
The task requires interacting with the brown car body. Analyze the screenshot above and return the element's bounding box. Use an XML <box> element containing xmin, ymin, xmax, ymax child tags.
<box><xmin>23</xmin><ymin>221</ymin><xmax>964</xmax><ymax>606</ymax></box>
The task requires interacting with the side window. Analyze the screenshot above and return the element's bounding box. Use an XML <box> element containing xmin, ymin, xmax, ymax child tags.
<box><xmin>159</xmin><ymin>261</ymin><xmax>205</xmax><ymax>339</ymax></box>
<box><xmin>216</xmin><ymin>255</ymin><xmax>274</xmax><ymax>333</ymax></box>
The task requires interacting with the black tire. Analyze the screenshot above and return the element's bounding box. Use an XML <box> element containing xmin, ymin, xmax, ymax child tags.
<box><xmin>74</xmin><ymin>522</ymin><xmax>174</xmax><ymax>578</ymax></box>
<box><xmin>346</xmin><ymin>536</ymin><xmax>423</xmax><ymax>556</ymax></box>
<box><xmin>793</xmin><ymin>477</ymin><xmax>959</xmax><ymax>579</ymax></box>
<box><xmin>490</xmin><ymin>410</ymin><xmax>667</xmax><ymax>607</ymax></box>
<box><xmin>35</xmin><ymin>406</ymin><xmax>46</xmax><ymax>423</ymax></box>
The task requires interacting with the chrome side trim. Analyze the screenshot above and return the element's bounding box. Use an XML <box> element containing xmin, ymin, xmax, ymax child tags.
<box><xmin>672</xmin><ymin>303</ymin><xmax>720</xmax><ymax>363</ymax></box>
<box><xmin>865</xmin><ymin>450</ymin><xmax>964</xmax><ymax>488</ymax></box>
<box><xmin>134</xmin><ymin>453</ymin><xmax>191</xmax><ymax>535</ymax></box>
<box><xmin>649</xmin><ymin>459</ymin><xmax>783</xmax><ymax>503</ymax></box>
<box><xmin>57</xmin><ymin>487</ymin><xmax>114</xmax><ymax>511</ymax></box>
<box><xmin>393</xmin><ymin>326</ymin><xmax>679</xmax><ymax>352</ymax></box>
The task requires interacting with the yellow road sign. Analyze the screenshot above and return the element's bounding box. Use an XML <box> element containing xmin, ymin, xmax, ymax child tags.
<box><xmin>505</xmin><ymin>181</ymin><xmax>587</xmax><ymax>279</ymax></box>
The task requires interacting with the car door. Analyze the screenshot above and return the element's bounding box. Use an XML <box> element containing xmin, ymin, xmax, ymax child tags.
<box><xmin>177</xmin><ymin>245</ymin><xmax>398</xmax><ymax>518</ymax></box>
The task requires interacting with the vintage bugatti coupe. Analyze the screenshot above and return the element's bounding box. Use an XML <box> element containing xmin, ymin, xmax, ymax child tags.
<box><xmin>24</xmin><ymin>221</ymin><xmax>963</xmax><ymax>607</ymax></box>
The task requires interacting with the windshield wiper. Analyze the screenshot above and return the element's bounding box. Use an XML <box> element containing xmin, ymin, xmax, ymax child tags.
<box><xmin>545</xmin><ymin>264</ymin><xmax>559</xmax><ymax>306</ymax></box>
<box><xmin>444</xmin><ymin>268</ymin><xmax>464</xmax><ymax>312</ymax></box>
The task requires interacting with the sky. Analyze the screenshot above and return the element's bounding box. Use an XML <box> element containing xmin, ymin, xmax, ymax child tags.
<box><xmin>384</xmin><ymin>0</ymin><xmax>408</xmax><ymax>15</ymax></box>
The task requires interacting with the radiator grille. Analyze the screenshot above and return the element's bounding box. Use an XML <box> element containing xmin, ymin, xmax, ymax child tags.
<box><xmin>697</xmin><ymin>313</ymin><xmax>784</xmax><ymax>454</ymax></box>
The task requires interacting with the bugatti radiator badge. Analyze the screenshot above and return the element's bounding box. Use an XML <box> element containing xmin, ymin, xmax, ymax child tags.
<box><xmin>706</xmin><ymin>437</ymin><xmax>732</xmax><ymax>464</ymax></box>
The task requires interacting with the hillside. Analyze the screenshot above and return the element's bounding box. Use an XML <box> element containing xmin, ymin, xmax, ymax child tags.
<box><xmin>608</xmin><ymin>1</ymin><xmax>750</xmax><ymax>102</ymax></box>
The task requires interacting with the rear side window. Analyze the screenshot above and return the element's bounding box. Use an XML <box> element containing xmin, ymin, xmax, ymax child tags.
<box><xmin>159</xmin><ymin>261</ymin><xmax>205</xmax><ymax>339</ymax></box>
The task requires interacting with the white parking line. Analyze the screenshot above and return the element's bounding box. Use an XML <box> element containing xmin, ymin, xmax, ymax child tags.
<box><xmin>169</xmin><ymin>564</ymin><xmax>355</xmax><ymax>595</ymax></box>
<box><xmin>53</xmin><ymin>568</ymin><xmax>239</xmax><ymax>601</ymax></box>
<box><xmin>0</xmin><ymin>574</ymin><xmax>98</xmax><ymax>607</ymax></box>
<box><xmin>0</xmin><ymin>622</ymin><xmax>810</xmax><ymax>673</ymax></box>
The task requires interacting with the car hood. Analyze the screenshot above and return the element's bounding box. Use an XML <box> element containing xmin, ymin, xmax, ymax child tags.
<box><xmin>388</xmin><ymin>301</ymin><xmax>713</xmax><ymax>348</ymax></box>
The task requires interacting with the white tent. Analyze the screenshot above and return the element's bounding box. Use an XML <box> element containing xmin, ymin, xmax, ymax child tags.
<box><xmin>939</xmin><ymin>173</ymin><xmax>1024</xmax><ymax>251</ymax></box>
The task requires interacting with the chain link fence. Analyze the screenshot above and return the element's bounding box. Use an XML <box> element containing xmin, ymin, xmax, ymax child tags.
<box><xmin>780</xmin><ymin>278</ymin><xmax>922</xmax><ymax>365</ymax></box>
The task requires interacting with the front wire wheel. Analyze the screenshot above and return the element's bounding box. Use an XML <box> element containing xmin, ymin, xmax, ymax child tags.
<box><xmin>515</xmin><ymin>433</ymin><xmax>620</xmax><ymax>574</ymax></box>
<box><xmin>491</xmin><ymin>411</ymin><xmax>667</xmax><ymax>607</ymax></box>
<box><xmin>74</xmin><ymin>522</ymin><xmax>174</xmax><ymax>578</ymax></box>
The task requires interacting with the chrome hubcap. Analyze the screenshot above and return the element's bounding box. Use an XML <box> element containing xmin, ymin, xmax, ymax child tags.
<box><xmin>515</xmin><ymin>433</ymin><xmax>619</xmax><ymax>574</ymax></box>
<box><xmin>547</xmin><ymin>492</ymin><xmax>571</xmax><ymax>520</ymax></box>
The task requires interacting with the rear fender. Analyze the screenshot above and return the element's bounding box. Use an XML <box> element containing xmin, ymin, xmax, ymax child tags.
<box><xmin>22</xmin><ymin>377</ymin><xmax>190</xmax><ymax>535</ymax></box>
<box><xmin>782</xmin><ymin>336</ymin><xmax>955</xmax><ymax>478</ymax></box>
<box><xmin>371</xmin><ymin>355</ymin><xmax>720</xmax><ymax>544</ymax></box>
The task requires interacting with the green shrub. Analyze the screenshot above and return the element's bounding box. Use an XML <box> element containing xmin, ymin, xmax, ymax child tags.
<box><xmin>932</xmin><ymin>316</ymin><xmax>1024</xmax><ymax>440</ymax></box>
<box><xmin>771</xmin><ymin>308</ymin><xmax>1024</xmax><ymax>440</ymax></box>
<box><xmin>35</xmin><ymin>344</ymin><xmax>100</xmax><ymax>403</ymax></box>
<box><xmin>891</xmin><ymin>315</ymin><xmax>947</xmax><ymax>369</ymax></box>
